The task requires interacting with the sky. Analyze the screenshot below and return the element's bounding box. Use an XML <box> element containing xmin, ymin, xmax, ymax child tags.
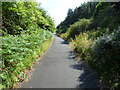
<box><xmin>36</xmin><ymin>0</ymin><xmax>88</xmax><ymax>26</ymax></box>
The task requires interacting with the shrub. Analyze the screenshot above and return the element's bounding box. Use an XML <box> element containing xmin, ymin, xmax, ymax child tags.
<box><xmin>91</xmin><ymin>2</ymin><xmax>120</xmax><ymax>30</ymax></box>
<box><xmin>88</xmin><ymin>28</ymin><xmax>120</xmax><ymax>88</ymax></box>
<box><xmin>70</xmin><ymin>28</ymin><xmax>120</xmax><ymax>88</ymax></box>
<box><xmin>1</xmin><ymin>29</ymin><xmax>53</xmax><ymax>88</ymax></box>
<box><xmin>66</xmin><ymin>19</ymin><xmax>91</xmax><ymax>40</ymax></box>
<box><xmin>87</xmin><ymin>28</ymin><xmax>107</xmax><ymax>40</ymax></box>
<box><xmin>71</xmin><ymin>33</ymin><xmax>93</xmax><ymax>60</ymax></box>
<box><xmin>60</xmin><ymin>33</ymin><xmax>68</xmax><ymax>41</ymax></box>
<box><xmin>2</xmin><ymin>2</ymin><xmax>56</xmax><ymax>35</ymax></box>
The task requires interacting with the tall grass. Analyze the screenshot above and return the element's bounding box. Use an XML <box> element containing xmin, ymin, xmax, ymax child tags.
<box><xmin>70</xmin><ymin>33</ymin><xmax>92</xmax><ymax>61</ymax></box>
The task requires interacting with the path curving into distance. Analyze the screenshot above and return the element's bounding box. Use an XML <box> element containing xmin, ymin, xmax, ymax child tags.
<box><xmin>21</xmin><ymin>35</ymin><xmax>100</xmax><ymax>88</ymax></box>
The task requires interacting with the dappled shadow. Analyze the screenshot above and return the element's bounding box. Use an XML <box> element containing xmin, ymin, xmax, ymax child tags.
<box><xmin>66</xmin><ymin>50</ymin><xmax>101</xmax><ymax>88</ymax></box>
<box><xmin>61</xmin><ymin>40</ymin><xmax>68</xmax><ymax>44</ymax></box>
<box><xmin>67</xmin><ymin>50</ymin><xmax>78</xmax><ymax>60</ymax></box>
<box><xmin>70</xmin><ymin>62</ymin><xmax>101</xmax><ymax>88</ymax></box>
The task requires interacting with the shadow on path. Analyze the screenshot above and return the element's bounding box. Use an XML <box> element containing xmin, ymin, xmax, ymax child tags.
<box><xmin>71</xmin><ymin>63</ymin><xmax>100</xmax><ymax>88</ymax></box>
<box><xmin>67</xmin><ymin>50</ymin><xmax>77</xmax><ymax>60</ymax></box>
<box><xmin>21</xmin><ymin>35</ymin><xmax>101</xmax><ymax>88</ymax></box>
<box><xmin>61</xmin><ymin>41</ymin><xmax>68</xmax><ymax>44</ymax></box>
<box><xmin>67</xmin><ymin>50</ymin><xmax>101</xmax><ymax>88</ymax></box>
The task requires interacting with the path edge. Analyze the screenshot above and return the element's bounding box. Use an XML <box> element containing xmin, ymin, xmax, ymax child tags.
<box><xmin>15</xmin><ymin>34</ymin><xmax>55</xmax><ymax>88</ymax></box>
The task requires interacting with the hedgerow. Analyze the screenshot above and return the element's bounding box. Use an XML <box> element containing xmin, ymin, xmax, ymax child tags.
<box><xmin>1</xmin><ymin>1</ymin><xmax>56</xmax><ymax>88</ymax></box>
<box><xmin>1</xmin><ymin>29</ymin><xmax>53</xmax><ymax>88</ymax></box>
<box><xmin>2</xmin><ymin>1</ymin><xmax>56</xmax><ymax>35</ymax></box>
<box><xmin>88</xmin><ymin>29</ymin><xmax>120</xmax><ymax>88</ymax></box>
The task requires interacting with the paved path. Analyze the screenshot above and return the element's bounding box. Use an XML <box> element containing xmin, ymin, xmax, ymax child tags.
<box><xmin>21</xmin><ymin>35</ymin><xmax>100</xmax><ymax>88</ymax></box>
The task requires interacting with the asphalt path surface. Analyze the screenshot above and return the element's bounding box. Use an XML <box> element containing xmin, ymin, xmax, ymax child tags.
<box><xmin>21</xmin><ymin>35</ymin><xmax>100</xmax><ymax>88</ymax></box>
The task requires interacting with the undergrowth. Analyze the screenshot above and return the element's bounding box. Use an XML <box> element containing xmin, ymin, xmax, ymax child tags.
<box><xmin>0</xmin><ymin>29</ymin><xmax>53</xmax><ymax>88</ymax></box>
<box><xmin>70</xmin><ymin>28</ymin><xmax>120</xmax><ymax>88</ymax></box>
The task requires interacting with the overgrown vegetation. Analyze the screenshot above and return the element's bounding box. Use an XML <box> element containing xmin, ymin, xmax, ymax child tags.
<box><xmin>1</xmin><ymin>1</ymin><xmax>56</xmax><ymax>88</ymax></box>
<box><xmin>65</xmin><ymin>19</ymin><xmax>91</xmax><ymax>40</ymax></box>
<box><xmin>71</xmin><ymin>33</ymin><xmax>92</xmax><ymax>61</ymax></box>
<box><xmin>89</xmin><ymin>29</ymin><xmax>120</xmax><ymax>87</ymax></box>
<box><xmin>1</xmin><ymin>29</ymin><xmax>53</xmax><ymax>88</ymax></box>
<box><xmin>2</xmin><ymin>2</ymin><xmax>56</xmax><ymax>35</ymax></box>
<box><xmin>57</xmin><ymin>2</ymin><xmax>120</xmax><ymax>88</ymax></box>
<box><xmin>57</xmin><ymin>2</ymin><xmax>98</xmax><ymax>34</ymax></box>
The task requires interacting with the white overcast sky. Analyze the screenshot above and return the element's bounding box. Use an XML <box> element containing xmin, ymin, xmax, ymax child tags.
<box><xmin>36</xmin><ymin>0</ymin><xmax>88</xmax><ymax>26</ymax></box>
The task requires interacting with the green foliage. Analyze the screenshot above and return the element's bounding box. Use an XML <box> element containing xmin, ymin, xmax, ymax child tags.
<box><xmin>88</xmin><ymin>29</ymin><xmax>120</xmax><ymax>88</ymax></box>
<box><xmin>57</xmin><ymin>2</ymin><xmax>98</xmax><ymax>34</ymax></box>
<box><xmin>1</xmin><ymin>1</ymin><xmax>55</xmax><ymax>89</ymax></box>
<box><xmin>1</xmin><ymin>1</ymin><xmax>55</xmax><ymax>88</ymax></box>
<box><xmin>57</xmin><ymin>1</ymin><xmax>120</xmax><ymax>88</ymax></box>
<box><xmin>70</xmin><ymin>28</ymin><xmax>120</xmax><ymax>88</ymax></box>
<box><xmin>66</xmin><ymin>19</ymin><xmax>90</xmax><ymax>39</ymax></box>
<box><xmin>91</xmin><ymin>2</ymin><xmax>120</xmax><ymax>30</ymax></box>
<box><xmin>67</xmin><ymin>8</ymin><xmax>73</xmax><ymax>16</ymax></box>
<box><xmin>87</xmin><ymin>28</ymin><xmax>107</xmax><ymax>40</ymax></box>
<box><xmin>71</xmin><ymin>33</ymin><xmax>92</xmax><ymax>60</ymax></box>
<box><xmin>2</xmin><ymin>2</ymin><xmax>56</xmax><ymax>35</ymax></box>
<box><xmin>57</xmin><ymin>2</ymin><xmax>120</xmax><ymax>35</ymax></box>
<box><xmin>1</xmin><ymin>29</ymin><xmax>53</xmax><ymax>88</ymax></box>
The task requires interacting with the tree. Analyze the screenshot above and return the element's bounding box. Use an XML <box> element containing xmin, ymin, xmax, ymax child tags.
<box><xmin>67</xmin><ymin>8</ymin><xmax>73</xmax><ymax>16</ymax></box>
<box><xmin>57</xmin><ymin>2</ymin><xmax>98</xmax><ymax>34</ymax></box>
<box><xmin>2</xmin><ymin>1</ymin><xmax>56</xmax><ymax>35</ymax></box>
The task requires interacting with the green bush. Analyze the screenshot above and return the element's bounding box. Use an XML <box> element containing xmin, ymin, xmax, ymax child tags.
<box><xmin>87</xmin><ymin>28</ymin><xmax>107</xmax><ymax>40</ymax></box>
<box><xmin>60</xmin><ymin>33</ymin><xmax>67</xmax><ymax>41</ymax></box>
<box><xmin>2</xmin><ymin>2</ymin><xmax>56</xmax><ymax>35</ymax></box>
<box><xmin>70</xmin><ymin>28</ymin><xmax>120</xmax><ymax>88</ymax></box>
<box><xmin>66</xmin><ymin>19</ymin><xmax>90</xmax><ymax>40</ymax></box>
<box><xmin>88</xmin><ymin>28</ymin><xmax>120</xmax><ymax>88</ymax></box>
<box><xmin>1</xmin><ymin>1</ymin><xmax>56</xmax><ymax>89</ymax></box>
<box><xmin>56</xmin><ymin>1</ymin><xmax>120</xmax><ymax>88</ymax></box>
<box><xmin>91</xmin><ymin>2</ymin><xmax>120</xmax><ymax>30</ymax></box>
<box><xmin>71</xmin><ymin>33</ymin><xmax>93</xmax><ymax>60</ymax></box>
<box><xmin>1</xmin><ymin>29</ymin><xmax>53</xmax><ymax>88</ymax></box>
